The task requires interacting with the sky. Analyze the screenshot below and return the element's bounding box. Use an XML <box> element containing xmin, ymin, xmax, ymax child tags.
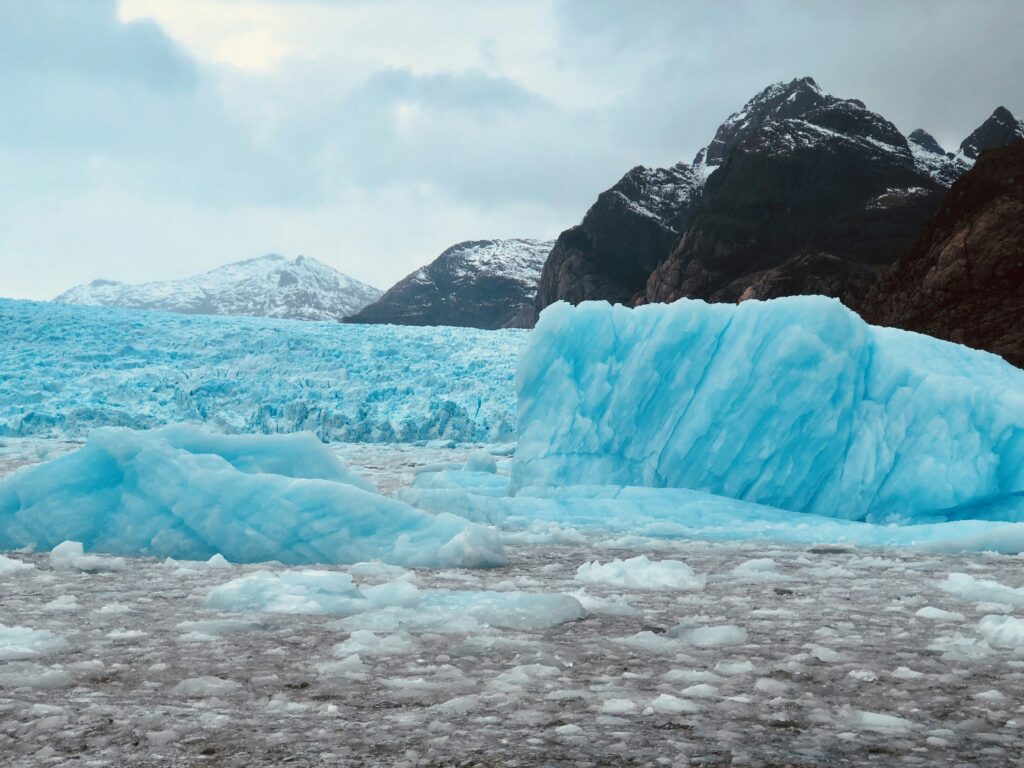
<box><xmin>1</xmin><ymin>0</ymin><xmax>1022</xmax><ymax>300</ymax></box>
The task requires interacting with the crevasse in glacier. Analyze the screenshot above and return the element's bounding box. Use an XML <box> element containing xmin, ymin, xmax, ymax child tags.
<box><xmin>0</xmin><ymin>426</ymin><xmax>505</xmax><ymax>567</ymax></box>
<box><xmin>513</xmin><ymin>297</ymin><xmax>1024</xmax><ymax>524</ymax></box>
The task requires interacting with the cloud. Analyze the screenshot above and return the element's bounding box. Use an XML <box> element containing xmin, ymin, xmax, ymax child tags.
<box><xmin>1</xmin><ymin>0</ymin><xmax>1022</xmax><ymax>300</ymax></box>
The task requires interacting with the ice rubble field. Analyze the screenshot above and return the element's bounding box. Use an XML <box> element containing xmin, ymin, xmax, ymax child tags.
<box><xmin>3</xmin><ymin>297</ymin><xmax>1024</xmax><ymax>764</ymax></box>
<box><xmin>0</xmin><ymin>299</ymin><xmax>521</xmax><ymax>442</ymax></box>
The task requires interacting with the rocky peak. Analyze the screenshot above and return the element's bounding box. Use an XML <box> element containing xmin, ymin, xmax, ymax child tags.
<box><xmin>959</xmin><ymin>106</ymin><xmax>1024</xmax><ymax>159</ymax></box>
<box><xmin>908</xmin><ymin>129</ymin><xmax>946</xmax><ymax>156</ymax></box>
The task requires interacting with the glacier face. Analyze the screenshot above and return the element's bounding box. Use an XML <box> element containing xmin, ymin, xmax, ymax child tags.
<box><xmin>514</xmin><ymin>297</ymin><xmax>1024</xmax><ymax>524</ymax></box>
<box><xmin>0</xmin><ymin>299</ymin><xmax>522</xmax><ymax>442</ymax></box>
<box><xmin>52</xmin><ymin>254</ymin><xmax>383</xmax><ymax>322</ymax></box>
<box><xmin>0</xmin><ymin>426</ymin><xmax>505</xmax><ymax>567</ymax></box>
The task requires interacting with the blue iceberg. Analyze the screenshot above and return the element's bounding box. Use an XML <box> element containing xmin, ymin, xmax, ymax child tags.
<box><xmin>514</xmin><ymin>297</ymin><xmax>1024</xmax><ymax>524</ymax></box>
<box><xmin>0</xmin><ymin>426</ymin><xmax>505</xmax><ymax>567</ymax></box>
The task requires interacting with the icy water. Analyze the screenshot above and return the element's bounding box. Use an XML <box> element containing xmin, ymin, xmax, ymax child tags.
<box><xmin>3</xmin><ymin>442</ymin><xmax>1024</xmax><ymax>767</ymax></box>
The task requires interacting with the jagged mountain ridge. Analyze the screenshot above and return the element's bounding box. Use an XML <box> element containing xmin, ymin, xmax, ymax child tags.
<box><xmin>532</xmin><ymin>77</ymin><xmax>1023</xmax><ymax>330</ymax></box>
<box><xmin>53</xmin><ymin>254</ymin><xmax>382</xmax><ymax>322</ymax></box>
<box><xmin>346</xmin><ymin>239</ymin><xmax>554</xmax><ymax>329</ymax></box>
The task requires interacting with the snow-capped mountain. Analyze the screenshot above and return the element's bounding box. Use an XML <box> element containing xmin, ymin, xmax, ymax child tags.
<box><xmin>347</xmin><ymin>239</ymin><xmax>554</xmax><ymax>329</ymax></box>
<box><xmin>531</xmin><ymin>162</ymin><xmax>705</xmax><ymax>318</ymax></box>
<box><xmin>533</xmin><ymin>76</ymin><xmax>1024</xmax><ymax>330</ymax></box>
<box><xmin>53</xmin><ymin>254</ymin><xmax>382</xmax><ymax>322</ymax></box>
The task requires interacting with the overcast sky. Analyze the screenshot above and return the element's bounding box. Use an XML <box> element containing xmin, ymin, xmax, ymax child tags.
<box><xmin>1</xmin><ymin>0</ymin><xmax>1022</xmax><ymax>300</ymax></box>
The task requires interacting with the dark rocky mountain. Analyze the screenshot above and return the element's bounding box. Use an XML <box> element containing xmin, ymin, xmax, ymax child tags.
<box><xmin>346</xmin><ymin>239</ymin><xmax>554</xmax><ymax>329</ymax></box>
<box><xmin>958</xmin><ymin>106</ymin><xmax>1024</xmax><ymax>160</ymax></box>
<box><xmin>863</xmin><ymin>141</ymin><xmax>1024</xmax><ymax>367</ymax></box>
<box><xmin>531</xmin><ymin>163</ymin><xmax>705</xmax><ymax>317</ymax></box>
<box><xmin>531</xmin><ymin>77</ymin><xmax>1023</xmax><ymax>325</ymax></box>
<box><xmin>642</xmin><ymin>78</ymin><xmax>946</xmax><ymax>307</ymax></box>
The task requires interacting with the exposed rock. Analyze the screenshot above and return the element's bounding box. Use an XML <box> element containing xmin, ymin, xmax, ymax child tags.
<box><xmin>958</xmin><ymin>106</ymin><xmax>1024</xmax><ymax>160</ymax></box>
<box><xmin>863</xmin><ymin>141</ymin><xmax>1024</xmax><ymax>367</ymax></box>
<box><xmin>346</xmin><ymin>239</ymin><xmax>553</xmax><ymax>330</ymax></box>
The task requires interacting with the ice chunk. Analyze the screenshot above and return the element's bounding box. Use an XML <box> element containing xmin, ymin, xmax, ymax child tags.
<box><xmin>574</xmin><ymin>556</ymin><xmax>704</xmax><ymax>591</ymax></box>
<box><xmin>667</xmin><ymin>624</ymin><xmax>749</xmax><ymax>647</ymax></box>
<box><xmin>0</xmin><ymin>624</ymin><xmax>67</xmax><ymax>661</ymax></box>
<box><xmin>516</xmin><ymin>298</ymin><xmax>1024</xmax><ymax>524</ymax></box>
<box><xmin>207</xmin><ymin>569</ymin><xmax>585</xmax><ymax>631</ymax></box>
<box><xmin>49</xmin><ymin>541</ymin><xmax>126</xmax><ymax>572</ymax></box>
<box><xmin>937</xmin><ymin>573</ymin><xmax>1024</xmax><ymax>606</ymax></box>
<box><xmin>0</xmin><ymin>426</ymin><xmax>504</xmax><ymax>568</ymax></box>
<box><xmin>846</xmin><ymin>709</ymin><xmax>916</xmax><ymax>733</ymax></box>
<box><xmin>0</xmin><ymin>553</ymin><xmax>34</xmax><ymax>574</ymax></box>
<box><xmin>977</xmin><ymin>615</ymin><xmax>1024</xmax><ymax>649</ymax></box>
<box><xmin>649</xmin><ymin>693</ymin><xmax>700</xmax><ymax>714</ymax></box>
<box><xmin>172</xmin><ymin>676</ymin><xmax>243</xmax><ymax>697</ymax></box>
<box><xmin>914</xmin><ymin>606</ymin><xmax>965</xmax><ymax>622</ymax></box>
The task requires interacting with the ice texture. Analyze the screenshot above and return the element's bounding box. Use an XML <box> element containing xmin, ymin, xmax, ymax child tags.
<box><xmin>206</xmin><ymin>568</ymin><xmax>586</xmax><ymax>631</ymax></box>
<box><xmin>0</xmin><ymin>426</ymin><xmax>505</xmax><ymax>567</ymax></box>
<box><xmin>515</xmin><ymin>297</ymin><xmax>1024</xmax><ymax>524</ymax></box>
<box><xmin>0</xmin><ymin>298</ymin><xmax>521</xmax><ymax>443</ymax></box>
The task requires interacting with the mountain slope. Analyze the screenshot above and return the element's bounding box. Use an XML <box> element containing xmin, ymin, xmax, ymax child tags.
<box><xmin>346</xmin><ymin>239</ymin><xmax>554</xmax><ymax>329</ymax></box>
<box><xmin>643</xmin><ymin>77</ymin><xmax>946</xmax><ymax>308</ymax></box>
<box><xmin>532</xmin><ymin>162</ymin><xmax>706</xmax><ymax>319</ymax></box>
<box><xmin>531</xmin><ymin>77</ymin><xmax>1024</xmax><ymax>325</ymax></box>
<box><xmin>863</xmin><ymin>141</ymin><xmax>1024</xmax><ymax>366</ymax></box>
<box><xmin>53</xmin><ymin>255</ymin><xmax>381</xmax><ymax>322</ymax></box>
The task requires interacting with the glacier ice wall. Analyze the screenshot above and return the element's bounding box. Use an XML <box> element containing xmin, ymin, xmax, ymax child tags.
<box><xmin>513</xmin><ymin>297</ymin><xmax>1024</xmax><ymax>523</ymax></box>
<box><xmin>0</xmin><ymin>299</ymin><xmax>521</xmax><ymax>443</ymax></box>
<box><xmin>0</xmin><ymin>426</ymin><xmax>505</xmax><ymax>567</ymax></box>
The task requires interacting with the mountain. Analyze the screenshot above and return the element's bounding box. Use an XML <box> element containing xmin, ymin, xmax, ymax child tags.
<box><xmin>53</xmin><ymin>254</ymin><xmax>381</xmax><ymax>322</ymax></box>
<box><xmin>531</xmin><ymin>77</ymin><xmax>1023</xmax><ymax>325</ymax></box>
<box><xmin>863</xmin><ymin>142</ymin><xmax>1024</xmax><ymax>367</ymax></box>
<box><xmin>532</xmin><ymin>163</ymin><xmax>705</xmax><ymax>316</ymax></box>
<box><xmin>642</xmin><ymin>77</ymin><xmax>946</xmax><ymax>309</ymax></box>
<box><xmin>958</xmin><ymin>106</ymin><xmax>1024</xmax><ymax>160</ymax></box>
<box><xmin>346</xmin><ymin>239</ymin><xmax>554</xmax><ymax>329</ymax></box>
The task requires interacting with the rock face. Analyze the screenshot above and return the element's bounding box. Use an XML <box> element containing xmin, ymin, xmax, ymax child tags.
<box><xmin>863</xmin><ymin>141</ymin><xmax>1024</xmax><ymax>367</ymax></box>
<box><xmin>53</xmin><ymin>255</ymin><xmax>381</xmax><ymax>322</ymax></box>
<box><xmin>531</xmin><ymin>163</ymin><xmax>705</xmax><ymax>318</ymax></box>
<box><xmin>958</xmin><ymin>106</ymin><xmax>1024</xmax><ymax>160</ymax></box>
<box><xmin>347</xmin><ymin>239</ymin><xmax>554</xmax><ymax>329</ymax></box>
<box><xmin>642</xmin><ymin>78</ymin><xmax>945</xmax><ymax>308</ymax></box>
<box><xmin>531</xmin><ymin>77</ymin><xmax>1023</xmax><ymax>327</ymax></box>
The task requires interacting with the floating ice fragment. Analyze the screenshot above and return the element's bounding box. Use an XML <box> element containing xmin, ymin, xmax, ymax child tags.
<box><xmin>0</xmin><ymin>553</ymin><xmax>34</xmax><ymax>574</ymax></box>
<box><xmin>49</xmin><ymin>541</ymin><xmax>126</xmax><ymax>573</ymax></box>
<box><xmin>0</xmin><ymin>624</ymin><xmax>67</xmax><ymax>661</ymax></box>
<box><xmin>574</xmin><ymin>556</ymin><xmax>704</xmax><ymax>591</ymax></box>
<box><xmin>172</xmin><ymin>676</ymin><xmax>243</xmax><ymax>697</ymax></box>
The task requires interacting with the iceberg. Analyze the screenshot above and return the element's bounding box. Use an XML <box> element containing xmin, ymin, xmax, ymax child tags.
<box><xmin>0</xmin><ymin>426</ymin><xmax>505</xmax><ymax>567</ymax></box>
<box><xmin>515</xmin><ymin>297</ymin><xmax>1024</xmax><ymax>524</ymax></box>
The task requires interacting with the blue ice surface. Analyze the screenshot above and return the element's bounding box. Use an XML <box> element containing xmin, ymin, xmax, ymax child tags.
<box><xmin>514</xmin><ymin>297</ymin><xmax>1024</xmax><ymax>525</ymax></box>
<box><xmin>0</xmin><ymin>299</ymin><xmax>523</xmax><ymax>443</ymax></box>
<box><xmin>0</xmin><ymin>426</ymin><xmax>506</xmax><ymax>568</ymax></box>
<box><xmin>400</xmin><ymin>474</ymin><xmax>1024</xmax><ymax>554</ymax></box>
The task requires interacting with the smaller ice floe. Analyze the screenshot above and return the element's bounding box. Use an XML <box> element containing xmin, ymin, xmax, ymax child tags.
<box><xmin>937</xmin><ymin>573</ymin><xmax>1024</xmax><ymax>607</ymax></box>
<box><xmin>844</xmin><ymin>708</ymin><xmax>917</xmax><ymax>733</ymax></box>
<box><xmin>172</xmin><ymin>676</ymin><xmax>243</xmax><ymax>698</ymax></box>
<box><xmin>574</xmin><ymin>556</ymin><xmax>704</xmax><ymax>591</ymax></box>
<box><xmin>977</xmin><ymin>615</ymin><xmax>1024</xmax><ymax>649</ymax></box>
<box><xmin>49</xmin><ymin>541</ymin><xmax>126</xmax><ymax>572</ymax></box>
<box><xmin>0</xmin><ymin>624</ymin><xmax>67</xmax><ymax>661</ymax></box>
<box><xmin>666</xmin><ymin>623</ymin><xmax>748</xmax><ymax>647</ymax></box>
<box><xmin>0</xmin><ymin>426</ymin><xmax>504</xmax><ymax>568</ymax></box>
<box><xmin>730</xmin><ymin>558</ymin><xmax>790</xmax><ymax>581</ymax></box>
<box><xmin>0</xmin><ymin>663</ymin><xmax>74</xmax><ymax>689</ymax></box>
<box><xmin>206</xmin><ymin>569</ymin><xmax>585</xmax><ymax>633</ymax></box>
<box><xmin>0</xmin><ymin>553</ymin><xmax>34</xmax><ymax>574</ymax></box>
<box><xmin>914</xmin><ymin>606</ymin><xmax>965</xmax><ymax>622</ymax></box>
<box><xmin>648</xmin><ymin>693</ymin><xmax>700</xmax><ymax>714</ymax></box>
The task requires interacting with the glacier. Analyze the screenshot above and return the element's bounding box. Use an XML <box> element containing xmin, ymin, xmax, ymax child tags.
<box><xmin>514</xmin><ymin>297</ymin><xmax>1024</xmax><ymax>524</ymax></box>
<box><xmin>0</xmin><ymin>426</ymin><xmax>505</xmax><ymax>567</ymax></box>
<box><xmin>0</xmin><ymin>299</ymin><xmax>521</xmax><ymax>443</ymax></box>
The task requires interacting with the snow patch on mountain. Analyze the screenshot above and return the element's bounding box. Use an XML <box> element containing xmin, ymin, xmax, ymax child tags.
<box><xmin>53</xmin><ymin>254</ymin><xmax>382</xmax><ymax>322</ymax></box>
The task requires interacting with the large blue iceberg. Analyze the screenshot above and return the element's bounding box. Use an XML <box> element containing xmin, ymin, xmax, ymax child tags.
<box><xmin>0</xmin><ymin>426</ymin><xmax>504</xmax><ymax>567</ymax></box>
<box><xmin>514</xmin><ymin>297</ymin><xmax>1024</xmax><ymax>524</ymax></box>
